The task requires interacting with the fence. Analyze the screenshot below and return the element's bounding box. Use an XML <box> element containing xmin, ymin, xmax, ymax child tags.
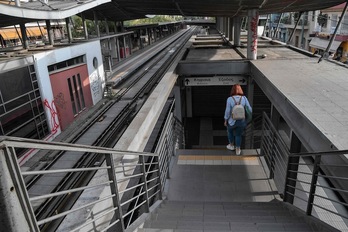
<box><xmin>0</xmin><ymin>108</ymin><xmax>183</xmax><ymax>231</ymax></box>
<box><xmin>260</xmin><ymin>112</ymin><xmax>348</xmax><ymax>231</ymax></box>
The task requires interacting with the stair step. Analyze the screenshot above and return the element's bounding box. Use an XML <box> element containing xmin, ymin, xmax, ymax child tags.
<box><xmin>143</xmin><ymin>222</ymin><xmax>313</xmax><ymax>231</ymax></box>
<box><xmin>139</xmin><ymin>200</ymin><xmax>315</xmax><ymax>232</ymax></box>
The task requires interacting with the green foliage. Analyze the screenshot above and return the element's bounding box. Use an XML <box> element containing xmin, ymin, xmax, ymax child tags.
<box><xmin>124</xmin><ymin>15</ymin><xmax>183</xmax><ymax>26</ymax></box>
<box><xmin>70</xmin><ymin>15</ymin><xmax>186</xmax><ymax>37</ymax></box>
<box><xmin>317</xmin><ymin>13</ymin><xmax>328</xmax><ymax>27</ymax></box>
<box><xmin>71</xmin><ymin>16</ymin><xmax>96</xmax><ymax>37</ymax></box>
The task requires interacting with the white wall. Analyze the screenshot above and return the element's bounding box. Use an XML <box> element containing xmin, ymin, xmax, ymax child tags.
<box><xmin>34</xmin><ymin>41</ymin><xmax>105</xmax><ymax>141</ymax></box>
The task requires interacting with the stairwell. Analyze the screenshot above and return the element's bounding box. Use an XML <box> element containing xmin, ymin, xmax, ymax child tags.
<box><xmin>131</xmin><ymin>149</ymin><xmax>339</xmax><ymax>232</ymax></box>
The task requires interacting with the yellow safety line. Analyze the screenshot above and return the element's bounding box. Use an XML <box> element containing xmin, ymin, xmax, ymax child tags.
<box><xmin>178</xmin><ymin>155</ymin><xmax>257</xmax><ymax>161</ymax></box>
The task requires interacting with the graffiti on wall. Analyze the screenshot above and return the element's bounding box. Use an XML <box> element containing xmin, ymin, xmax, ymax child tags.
<box><xmin>54</xmin><ymin>92</ymin><xmax>67</xmax><ymax>110</ymax></box>
<box><xmin>43</xmin><ymin>99</ymin><xmax>60</xmax><ymax>134</ymax></box>
<box><xmin>90</xmin><ymin>72</ymin><xmax>102</xmax><ymax>98</ymax></box>
<box><xmin>251</xmin><ymin>15</ymin><xmax>259</xmax><ymax>52</ymax></box>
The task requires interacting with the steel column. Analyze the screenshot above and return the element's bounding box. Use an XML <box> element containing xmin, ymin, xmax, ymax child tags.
<box><xmin>94</xmin><ymin>11</ymin><xmax>100</xmax><ymax>37</ymax></box>
<box><xmin>65</xmin><ymin>17</ymin><xmax>73</xmax><ymax>43</ymax></box>
<box><xmin>19</xmin><ymin>23</ymin><xmax>28</xmax><ymax>49</ymax></box>
<box><xmin>233</xmin><ymin>16</ymin><xmax>241</xmax><ymax>46</ymax></box>
<box><xmin>116</xmin><ymin>37</ymin><xmax>121</xmax><ymax>62</ymax></box>
<box><xmin>81</xmin><ymin>14</ymin><xmax>89</xmax><ymax>40</ymax></box>
<box><xmin>228</xmin><ymin>17</ymin><xmax>233</xmax><ymax>42</ymax></box>
<box><xmin>123</xmin><ymin>36</ymin><xmax>127</xmax><ymax>58</ymax></box>
<box><xmin>45</xmin><ymin>20</ymin><xmax>54</xmax><ymax>45</ymax></box>
<box><xmin>0</xmin><ymin>147</ymin><xmax>39</xmax><ymax>231</ymax></box>
<box><xmin>224</xmin><ymin>17</ymin><xmax>228</xmax><ymax>36</ymax></box>
<box><xmin>105</xmin><ymin>19</ymin><xmax>110</xmax><ymax>35</ymax></box>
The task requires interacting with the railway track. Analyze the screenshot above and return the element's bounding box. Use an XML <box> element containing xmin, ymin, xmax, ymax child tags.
<box><xmin>25</xmin><ymin>27</ymin><xmax>197</xmax><ymax>231</ymax></box>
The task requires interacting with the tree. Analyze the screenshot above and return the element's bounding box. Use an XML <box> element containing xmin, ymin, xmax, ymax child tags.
<box><xmin>317</xmin><ymin>12</ymin><xmax>328</xmax><ymax>27</ymax></box>
<box><xmin>124</xmin><ymin>15</ymin><xmax>183</xmax><ymax>26</ymax></box>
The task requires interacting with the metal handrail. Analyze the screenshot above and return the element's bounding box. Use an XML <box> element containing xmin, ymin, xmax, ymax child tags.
<box><xmin>0</xmin><ymin>106</ymin><xmax>179</xmax><ymax>232</ymax></box>
<box><xmin>260</xmin><ymin>112</ymin><xmax>348</xmax><ymax>231</ymax></box>
<box><xmin>244</xmin><ymin>113</ymin><xmax>263</xmax><ymax>148</ymax></box>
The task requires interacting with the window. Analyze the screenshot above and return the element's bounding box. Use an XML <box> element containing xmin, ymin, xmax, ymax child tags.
<box><xmin>331</xmin><ymin>14</ymin><xmax>338</xmax><ymax>28</ymax></box>
<box><xmin>48</xmin><ymin>55</ymin><xmax>85</xmax><ymax>72</ymax></box>
<box><xmin>77</xmin><ymin>74</ymin><xmax>86</xmax><ymax>109</ymax></box>
<box><xmin>67</xmin><ymin>78</ymin><xmax>77</xmax><ymax>115</ymax></box>
<box><xmin>342</xmin><ymin>15</ymin><xmax>348</xmax><ymax>34</ymax></box>
<box><xmin>67</xmin><ymin>74</ymin><xmax>86</xmax><ymax>116</ymax></box>
<box><xmin>72</xmin><ymin>75</ymin><xmax>82</xmax><ymax>112</ymax></box>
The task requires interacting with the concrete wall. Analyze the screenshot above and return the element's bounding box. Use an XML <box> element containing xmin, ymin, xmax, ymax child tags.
<box><xmin>34</xmin><ymin>41</ymin><xmax>105</xmax><ymax>140</ymax></box>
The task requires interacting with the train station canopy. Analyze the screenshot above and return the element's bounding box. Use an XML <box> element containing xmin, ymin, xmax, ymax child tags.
<box><xmin>0</xmin><ymin>0</ymin><xmax>347</xmax><ymax>27</ymax></box>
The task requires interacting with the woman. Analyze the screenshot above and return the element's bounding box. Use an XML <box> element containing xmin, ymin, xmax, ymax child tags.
<box><xmin>224</xmin><ymin>84</ymin><xmax>252</xmax><ymax>155</ymax></box>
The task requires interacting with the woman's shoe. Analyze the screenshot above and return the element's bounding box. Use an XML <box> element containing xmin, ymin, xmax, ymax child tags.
<box><xmin>226</xmin><ymin>144</ymin><xmax>235</xmax><ymax>150</ymax></box>
<box><xmin>236</xmin><ymin>147</ymin><xmax>241</xmax><ymax>155</ymax></box>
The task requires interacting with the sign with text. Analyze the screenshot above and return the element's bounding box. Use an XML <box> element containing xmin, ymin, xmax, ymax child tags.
<box><xmin>184</xmin><ymin>76</ymin><xmax>247</xmax><ymax>86</ymax></box>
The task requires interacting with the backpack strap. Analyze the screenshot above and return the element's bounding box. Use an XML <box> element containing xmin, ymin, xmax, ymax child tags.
<box><xmin>231</xmin><ymin>96</ymin><xmax>238</xmax><ymax>105</ymax></box>
<box><xmin>232</xmin><ymin>96</ymin><xmax>242</xmax><ymax>105</ymax></box>
<box><xmin>238</xmin><ymin>96</ymin><xmax>243</xmax><ymax>105</ymax></box>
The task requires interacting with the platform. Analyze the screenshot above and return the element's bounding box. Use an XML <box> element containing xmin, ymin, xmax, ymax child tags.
<box><xmin>185</xmin><ymin>47</ymin><xmax>243</xmax><ymax>60</ymax></box>
<box><xmin>251</xmin><ymin>55</ymin><xmax>348</xmax><ymax>150</ymax></box>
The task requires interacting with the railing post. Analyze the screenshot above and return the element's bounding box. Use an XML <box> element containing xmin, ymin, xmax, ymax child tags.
<box><xmin>0</xmin><ymin>146</ymin><xmax>39</xmax><ymax>232</ymax></box>
<box><xmin>260</xmin><ymin>112</ymin><xmax>276</xmax><ymax>178</ymax></box>
<box><xmin>105</xmin><ymin>153</ymin><xmax>125</xmax><ymax>232</ymax></box>
<box><xmin>306</xmin><ymin>155</ymin><xmax>321</xmax><ymax>215</ymax></box>
<box><xmin>282</xmin><ymin>156</ymin><xmax>290</xmax><ymax>200</ymax></box>
<box><xmin>283</xmin><ymin>132</ymin><xmax>301</xmax><ymax>204</ymax></box>
<box><xmin>269</xmin><ymin>130</ymin><xmax>276</xmax><ymax>179</ymax></box>
<box><xmin>156</xmin><ymin>157</ymin><xmax>164</xmax><ymax>200</ymax></box>
<box><xmin>165</xmin><ymin>135</ymin><xmax>171</xmax><ymax>179</ymax></box>
<box><xmin>139</xmin><ymin>155</ymin><xmax>150</xmax><ymax>213</ymax></box>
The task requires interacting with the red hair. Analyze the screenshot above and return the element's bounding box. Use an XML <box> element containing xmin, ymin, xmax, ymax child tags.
<box><xmin>230</xmin><ymin>84</ymin><xmax>244</xmax><ymax>96</ymax></box>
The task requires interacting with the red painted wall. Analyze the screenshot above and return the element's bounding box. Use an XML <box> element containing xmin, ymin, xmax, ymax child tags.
<box><xmin>49</xmin><ymin>64</ymin><xmax>93</xmax><ymax>131</ymax></box>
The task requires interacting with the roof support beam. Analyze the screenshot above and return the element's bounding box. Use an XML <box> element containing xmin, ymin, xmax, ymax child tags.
<box><xmin>174</xmin><ymin>1</ymin><xmax>185</xmax><ymax>16</ymax></box>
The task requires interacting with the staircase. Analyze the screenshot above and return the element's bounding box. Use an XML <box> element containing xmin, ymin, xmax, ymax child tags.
<box><xmin>137</xmin><ymin>200</ymin><xmax>320</xmax><ymax>232</ymax></box>
<box><xmin>131</xmin><ymin>149</ymin><xmax>338</xmax><ymax>232</ymax></box>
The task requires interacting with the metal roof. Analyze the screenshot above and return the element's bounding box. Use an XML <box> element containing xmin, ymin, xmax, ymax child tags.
<box><xmin>0</xmin><ymin>0</ymin><xmax>346</xmax><ymax>27</ymax></box>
